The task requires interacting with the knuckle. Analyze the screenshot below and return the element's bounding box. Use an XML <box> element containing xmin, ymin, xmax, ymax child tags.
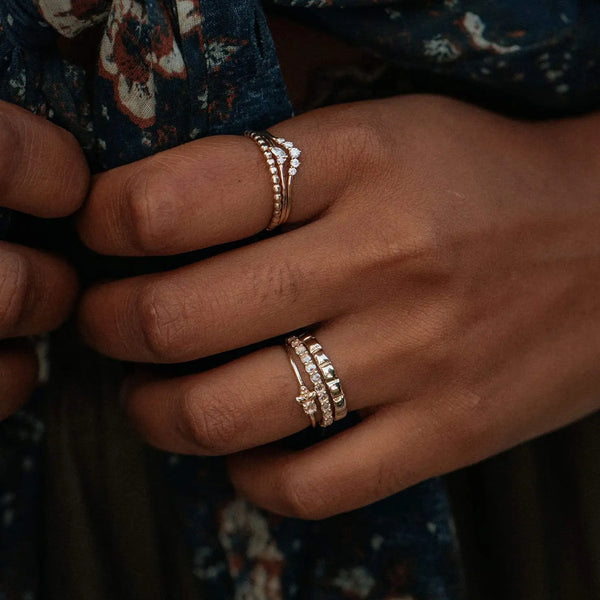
<box><xmin>278</xmin><ymin>465</ymin><xmax>330</xmax><ymax>520</ymax></box>
<box><xmin>312</xmin><ymin>104</ymin><xmax>388</xmax><ymax>206</ymax></box>
<box><xmin>137</xmin><ymin>282</ymin><xmax>189</xmax><ymax>361</ymax></box>
<box><xmin>0</xmin><ymin>251</ymin><xmax>33</xmax><ymax>335</ymax></box>
<box><xmin>373</xmin><ymin>453</ymin><xmax>413</xmax><ymax>498</ymax></box>
<box><xmin>331</xmin><ymin>106</ymin><xmax>386</xmax><ymax>178</ymax></box>
<box><xmin>125</xmin><ymin>166</ymin><xmax>178</xmax><ymax>254</ymax></box>
<box><xmin>253</xmin><ymin>258</ymin><xmax>303</xmax><ymax>306</ymax></box>
<box><xmin>177</xmin><ymin>387</ymin><xmax>237</xmax><ymax>455</ymax></box>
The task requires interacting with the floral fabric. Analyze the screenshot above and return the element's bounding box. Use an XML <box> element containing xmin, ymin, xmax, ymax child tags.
<box><xmin>1</xmin><ymin>0</ymin><xmax>599</xmax><ymax>599</ymax></box>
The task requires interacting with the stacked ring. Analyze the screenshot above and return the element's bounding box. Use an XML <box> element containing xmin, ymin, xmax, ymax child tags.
<box><xmin>301</xmin><ymin>334</ymin><xmax>348</xmax><ymax>422</ymax></box>
<box><xmin>285</xmin><ymin>333</ymin><xmax>347</xmax><ymax>428</ymax></box>
<box><xmin>285</xmin><ymin>344</ymin><xmax>318</xmax><ymax>428</ymax></box>
<box><xmin>245</xmin><ymin>130</ymin><xmax>301</xmax><ymax>231</ymax></box>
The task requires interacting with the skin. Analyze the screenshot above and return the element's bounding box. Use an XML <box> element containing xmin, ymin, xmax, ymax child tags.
<box><xmin>75</xmin><ymin>94</ymin><xmax>600</xmax><ymax>520</ymax></box>
<box><xmin>0</xmin><ymin>101</ymin><xmax>88</xmax><ymax>421</ymax></box>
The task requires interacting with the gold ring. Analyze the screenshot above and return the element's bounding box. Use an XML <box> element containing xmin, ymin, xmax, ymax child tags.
<box><xmin>245</xmin><ymin>130</ymin><xmax>301</xmax><ymax>231</ymax></box>
<box><xmin>300</xmin><ymin>334</ymin><xmax>348</xmax><ymax>422</ymax></box>
<box><xmin>285</xmin><ymin>344</ymin><xmax>317</xmax><ymax>428</ymax></box>
<box><xmin>285</xmin><ymin>333</ymin><xmax>347</xmax><ymax>428</ymax></box>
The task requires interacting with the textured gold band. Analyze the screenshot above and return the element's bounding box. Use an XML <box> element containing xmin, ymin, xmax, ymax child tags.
<box><xmin>300</xmin><ymin>334</ymin><xmax>348</xmax><ymax>422</ymax></box>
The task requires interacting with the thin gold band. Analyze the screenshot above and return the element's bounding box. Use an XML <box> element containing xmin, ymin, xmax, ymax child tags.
<box><xmin>285</xmin><ymin>344</ymin><xmax>317</xmax><ymax>428</ymax></box>
<box><xmin>245</xmin><ymin>130</ymin><xmax>301</xmax><ymax>231</ymax></box>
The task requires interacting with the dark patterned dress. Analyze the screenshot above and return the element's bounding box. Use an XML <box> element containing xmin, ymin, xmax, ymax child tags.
<box><xmin>0</xmin><ymin>1</ymin><xmax>599</xmax><ymax>599</ymax></box>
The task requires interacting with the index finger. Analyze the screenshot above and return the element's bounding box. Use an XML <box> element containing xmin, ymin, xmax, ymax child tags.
<box><xmin>0</xmin><ymin>101</ymin><xmax>89</xmax><ymax>217</ymax></box>
<box><xmin>77</xmin><ymin>102</ymin><xmax>380</xmax><ymax>256</ymax></box>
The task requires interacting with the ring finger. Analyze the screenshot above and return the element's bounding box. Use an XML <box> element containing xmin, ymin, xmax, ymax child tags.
<box><xmin>123</xmin><ymin>316</ymin><xmax>404</xmax><ymax>456</ymax></box>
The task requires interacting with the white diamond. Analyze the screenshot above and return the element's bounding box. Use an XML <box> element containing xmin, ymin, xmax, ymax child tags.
<box><xmin>290</xmin><ymin>159</ymin><xmax>300</xmax><ymax>168</ymax></box>
<box><xmin>305</xmin><ymin>363</ymin><xmax>317</xmax><ymax>373</ymax></box>
<box><xmin>290</xmin><ymin>339</ymin><xmax>299</xmax><ymax>347</ymax></box>
<box><xmin>315</xmin><ymin>384</ymin><xmax>325</xmax><ymax>392</ymax></box>
<box><xmin>290</xmin><ymin>147</ymin><xmax>301</xmax><ymax>159</ymax></box>
<box><xmin>284</xmin><ymin>141</ymin><xmax>294</xmax><ymax>148</ymax></box>
<box><xmin>311</xmin><ymin>373</ymin><xmax>321</xmax><ymax>383</ymax></box>
<box><xmin>289</xmin><ymin>168</ymin><xmax>297</xmax><ymax>176</ymax></box>
<box><xmin>301</xmin><ymin>355</ymin><xmax>311</xmax><ymax>364</ymax></box>
<box><xmin>271</xmin><ymin>147</ymin><xmax>287</xmax><ymax>159</ymax></box>
<box><xmin>276</xmin><ymin>138</ymin><xmax>285</xmax><ymax>144</ymax></box>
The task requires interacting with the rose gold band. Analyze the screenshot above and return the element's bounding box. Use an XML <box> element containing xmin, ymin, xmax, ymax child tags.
<box><xmin>245</xmin><ymin>130</ymin><xmax>301</xmax><ymax>231</ymax></box>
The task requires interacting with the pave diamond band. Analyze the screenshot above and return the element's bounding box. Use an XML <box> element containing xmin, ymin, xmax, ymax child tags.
<box><xmin>285</xmin><ymin>343</ymin><xmax>318</xmax><ymax>428</ymax></box>
<box><xmin>301</xmin><ymin>334</ymin><xmax>348</xmax><ymax>422</ymax></box>
<box><xmin>245</xmin><ymin>130</ymin><xmax>301</xmax><ymax>231</ymax></box>
<box><xmin>285</xmin><ymin>333</ymin><xmax>347</xmax><ymax>428</ymax></box>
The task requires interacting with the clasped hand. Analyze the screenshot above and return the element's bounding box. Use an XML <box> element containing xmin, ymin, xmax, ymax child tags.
<box><xmin>3</xmin><ymin>96</ymin><xmax>600</xmax><ymax>519</ymax></box>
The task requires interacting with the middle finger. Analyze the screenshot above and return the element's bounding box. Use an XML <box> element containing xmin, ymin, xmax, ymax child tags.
<box><xmin>79</xmin><ymin>217</ymin><xmax>356</xmax><ymax>363</ymax></box>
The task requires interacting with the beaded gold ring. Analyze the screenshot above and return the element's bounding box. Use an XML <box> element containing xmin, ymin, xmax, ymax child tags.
<box><xmin>245</xmin><ymin>130</ymin><xmax>301</xmax><ymax>231</ymax></box>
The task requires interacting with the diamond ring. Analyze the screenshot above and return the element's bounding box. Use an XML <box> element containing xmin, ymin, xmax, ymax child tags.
<box><xmin>245</xmin><ymin>130</ymin><xmax>301</xmax><ymax>231</ymax></box>
<box><xmin>285</xmin><ymin>333</ymin><xmax>348</xmax><ymax>428</ymax></box>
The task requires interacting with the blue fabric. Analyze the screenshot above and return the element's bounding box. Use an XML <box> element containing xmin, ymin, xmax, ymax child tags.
<box><xmin>280</xmin><ymin>0</ymin><xmax>600</xmax><ymax>113</ymax></box>
<box><xmin>1</xmin><ymin>0</ymin><xmax>599</xmax><ymax>598</ymax></box>
<box><xmin>0</xmin><ymin>394</ymin><xmax>44</xmax><ymax>600</ymax></box>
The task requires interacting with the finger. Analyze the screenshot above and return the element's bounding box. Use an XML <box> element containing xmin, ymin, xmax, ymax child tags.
<box><xmin>78</xmin><ymin>217</ymin><xmax>357</xmax><ymax>363</ymax></box>
<box><xmin>123</xmin><ymin>322</ymin><xmax>381</xmax><ymax>456</ymax></box>
<box><xmin>0</xmin><ymin>242</ymin><xmax>79</xmax><ymax>338</ymax></box>
<box><xmin>226</xmin><ymin>400</ymin><xmax>469</xmax><ymax>520</ymax></box>
<box><xmin>0</xmin><ymin>101</ymin><xmax>89</xmax><ymax>217</ymax></box>
<box><xmin>77</xmin><ymin>102</ymin><xmax>378</xmax><ymax>256</ymax></box>
<box><xmin>0</xmin><ymin>339</ymin><xmax>38</xmax><ymax>421</ymax></box>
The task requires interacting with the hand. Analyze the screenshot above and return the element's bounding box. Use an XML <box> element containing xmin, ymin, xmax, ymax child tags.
<box><xmin>0</xmin><ymin>101</ymin><xmax>88</xmax><ymax>421</ymax></box>
<box><xmin>77</xmin><ymin>95</ymin><xmax>600</xmax><ymax>519</ymax></box>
